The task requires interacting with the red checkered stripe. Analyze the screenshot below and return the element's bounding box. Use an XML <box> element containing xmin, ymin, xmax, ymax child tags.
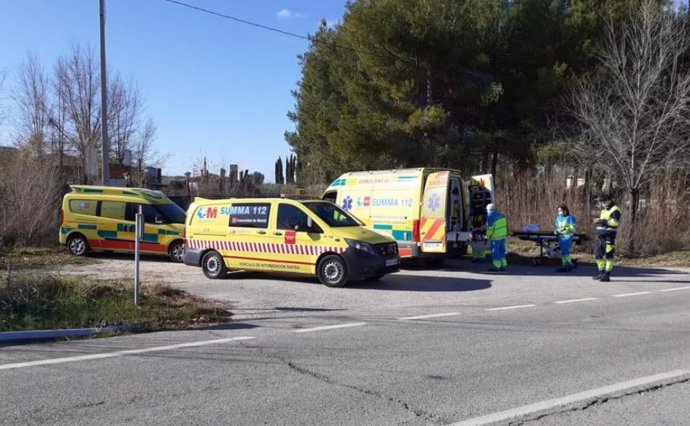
<box><xmin>185</xmin><ymin>239</ymin><xmax>346</xmax><ymax>255</ymax></box>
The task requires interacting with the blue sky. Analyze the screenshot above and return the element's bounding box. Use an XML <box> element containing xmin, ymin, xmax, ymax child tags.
<box><xmin>0</xmin><ymin>0</ymin><xmax>347</xmax><ymax>181</ymax></box>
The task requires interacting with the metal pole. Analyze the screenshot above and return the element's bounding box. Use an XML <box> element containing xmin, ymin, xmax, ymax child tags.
<box><xmin>99</xmin><ymin>0</ymin><xmax>110</xmax><ymax>186</ymax></box>
<box><xmin>134</xmin><ymin>205</ymin><xmax>142</xmax><ymax>306</ymax></box>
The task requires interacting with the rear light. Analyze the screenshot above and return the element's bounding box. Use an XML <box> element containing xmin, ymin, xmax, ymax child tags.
<box><xmin>412</xmin><ymin>219</ymin><xmax>420</xmax><ymax>242</ymax></box>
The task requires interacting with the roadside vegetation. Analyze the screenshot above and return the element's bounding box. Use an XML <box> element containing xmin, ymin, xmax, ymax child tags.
<box><xmin>0</xmin><ymin>270</ymin><xmax>232</xmax><ymax>332</ymax></box>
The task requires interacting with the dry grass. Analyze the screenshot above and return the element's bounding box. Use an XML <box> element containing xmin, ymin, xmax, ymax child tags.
<box><xmin>0</xmin><ymin>246</ymin><xmax>92</xmax><ymax>270</ymax></box>
<box><xmin>497</xmin><ymin>168</ymin><xmax>690</xmax><ymax>258</ymax></box>
<box><xmin>0</xmin><ymin>272</ymin><xmax>233</xmax><ymax>332</ymax></box>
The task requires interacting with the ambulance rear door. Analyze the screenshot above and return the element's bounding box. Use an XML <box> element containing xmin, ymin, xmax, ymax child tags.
<box><xmin>468</xmin><ymin>174</ymin><xmax>495</xmax><ymax>229</ymax></box>
<box><xmin>420</xmin><ymin>171</ymin><xmax>449</xmax><ymax>253</ymax></box>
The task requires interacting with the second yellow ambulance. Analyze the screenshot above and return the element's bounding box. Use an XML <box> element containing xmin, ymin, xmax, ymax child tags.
<box><xmin>183</xmin><ymin>197</ymin><xmax>400</xmax><ymax>287</ymax></box>
<box><xmin>322</xmin><ymin>168</ymin><xmax>494</xmax><ymax>264</ymax></box>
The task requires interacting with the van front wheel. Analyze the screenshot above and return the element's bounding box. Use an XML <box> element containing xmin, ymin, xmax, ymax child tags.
<box><xmin>168</xmin><ymin>240</ymin><xmax>184</xmax><ymax>263</ymax></box>
<box><xmin>317</xmin><ymin>255</ymin><xmax>349</xmax><ymax>287</ymax></box>
<box><xmin>67</xmin><ymin>234</ymin><xmax>90</xmax><ymax>256</ymax></box>
<box><xmin>201</xmin><ymin>251</ymin><xmax>227</xmax><ymax>279</ymax></box>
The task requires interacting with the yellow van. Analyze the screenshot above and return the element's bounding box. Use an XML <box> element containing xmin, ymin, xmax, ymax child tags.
<box><xmin>322</xmin><ymin>169</ymin><xmax>494</xmax><ymax>264</ymax></box>
<box><xmin>59</xmin><ymin>185</ymin><xmax>186</xmax><ymax>262</ymax></box>
<box><xmin>183</xmin><ymin>197</ymin><xmax>400</xmax><ymax>287</ymax></box>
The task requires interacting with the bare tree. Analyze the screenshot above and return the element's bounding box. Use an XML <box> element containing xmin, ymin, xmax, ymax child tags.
<box><xmin>570</xmin><ymin>1</ymin><xmax>690</xmax><ymax>230</ymax></box>
<box><xmin>12</xmin><ymin>53</ymin><xmax>50</xmax><ymax>157</ymax></box>
<box><xmin>54</xmin><ymin>45</ymin><xmax>101</xmax><ymax>183</ymax></box>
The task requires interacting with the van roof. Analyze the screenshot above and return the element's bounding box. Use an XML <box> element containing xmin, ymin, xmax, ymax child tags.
<box><xmin>69</xmin><ymin>185</ymin><xmax>170</xmax><ymax>202</ymax></box>
<box><xmin>335</xmin><ymin>167</ymin><xmax>462</xmax><ymax>177</ymax></box>
<box><xmin>192</xmin><ymin>197</ymin><xmax>326</xmax><ymax>204</ymax></box>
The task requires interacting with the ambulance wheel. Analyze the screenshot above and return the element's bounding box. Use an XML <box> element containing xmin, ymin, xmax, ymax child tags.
<box><xmin>317</xmin><ymin>255</ymin><xmax>349</xmax><ymax>287</ymax></box>
<box><xmin>67</xmin><ymin>234</ymin><xmax>90</xmax><ymax>256</ymax></box>
<box><xmin>168</xmin><ymin>240</ymin><xmax>184</xmax><ymax>263</ymax></box>
<box><xmin>201</xmin><ymin>251</ymin><xmax>227</xmax><ymax>279</ymax></box>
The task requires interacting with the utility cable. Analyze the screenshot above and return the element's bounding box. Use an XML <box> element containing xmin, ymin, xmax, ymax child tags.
<box><xmin>160</xmin><ymin>0</ymin><xmax>415</xmax><ymax>65</ymax></box>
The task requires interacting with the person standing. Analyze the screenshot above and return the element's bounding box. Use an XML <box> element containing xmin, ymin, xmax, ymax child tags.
<box><xmin>593</xmin><ymin>198</ymin><xmax>621</xmax><ymax>282</ymax></box>
<box><xmin>554</xmin><ymin>204</ymin><xmax>577</xmax><ymax>272</ymax></box>
<box><xmin>485</xmin><ymin>203</ymin><xmax>508</xmax><ymax>272</ymax></box>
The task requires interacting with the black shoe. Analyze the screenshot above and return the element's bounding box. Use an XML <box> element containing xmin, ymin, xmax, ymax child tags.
<box><xmin>600</xmin><ymin>272</ymin><xmax>611</xmax><ymax>282</ymax></box>
<box><xmin>592</xmin><ymin>271</ymin><xmax>603</xmax><ymax>280</ymax></box>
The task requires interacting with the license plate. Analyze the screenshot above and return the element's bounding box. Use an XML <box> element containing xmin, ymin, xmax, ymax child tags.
<box><xmin>385</xmin><ymin>258</ymin><xmax>399</xmax><ymax>266</ymax></box>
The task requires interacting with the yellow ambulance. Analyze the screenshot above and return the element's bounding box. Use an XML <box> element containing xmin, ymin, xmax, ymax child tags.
<box><xmin>59</xmin><ymin>185</ymin><xmax>186</xmax><ymax>262</ymax></box>
<box><xmin>322</xmin><ymin>169</ymin><xmax>494</xmax><ymax>264</ymax></box>
<box><xmin>183</xmin><ymin>197</ymin><xmax>400</xmax><ymax>287</ymax></box>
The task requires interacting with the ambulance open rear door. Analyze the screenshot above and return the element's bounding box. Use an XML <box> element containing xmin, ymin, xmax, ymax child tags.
<box><xmin>420</xmin><ymin>171</ymin><xmax>449</xmax><ymax>253</ymax></box>
<box><xmin>468</xmin><ymin>174</ymin><xmax>495</xmax><ymax>253</ymax></box>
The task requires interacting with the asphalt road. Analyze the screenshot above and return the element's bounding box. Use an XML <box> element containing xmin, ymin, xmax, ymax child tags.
<box><xmin>1</xmin><ymin>257</ymin><xmax>689</xmax><ymax>425</ymax></box>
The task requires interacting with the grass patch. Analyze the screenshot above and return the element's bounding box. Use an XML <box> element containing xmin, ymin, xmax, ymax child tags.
<box><xmin>0</xmin><ymin>271</ymin><xmax>232</xmax><ymax>332</ymax></box>
<box><xmin>0</xmin><ymin>246</ymin><xmax>93</xmax><ymax>269</ymax></box>
<box><xmin>617</xmin><ymin>250</ymin><xmax>690</xmax><ymax>268</ymax></box>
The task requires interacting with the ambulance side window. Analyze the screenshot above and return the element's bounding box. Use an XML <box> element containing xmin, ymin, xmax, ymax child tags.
<box><xmin>124</xmin><ymin>203</ymin><xmax>162</xmax><ymax>224</ymax></box>
<box><xmin>100</xmin><ymin>201</ymin><xmax>126</xmax><ymax>220</ymax></box>
<box><xmin>277</xmin><ymin>204</ymin><xmax>322</xmax><ymax>233</ymax></box>
<box><xmin>69</xmin><ymin>199</ymin><xmax>98</xmax><ymax>217</ymax></box>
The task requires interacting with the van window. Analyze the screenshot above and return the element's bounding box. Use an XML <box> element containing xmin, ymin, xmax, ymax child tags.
<box><xmin>125</xmin><ymin>203</ymin><xmax>163</xmax><ymax>223</ymax></box>
<box><xmin>69</xmin><ymin>200</ymin><xmax>97</xmax><ymax>216</ymax></box>
<box><xmin>277</xmin><ymin>204</ymin><xmax>310</xmax><ymax>231</ymax></box>
<box><xmin>228</xmin><ymin>203</ymin><xmax>270</xmax><ymax>229</ymax></box>
<box><xmin>100</xmin><ymin>201</ymin><xmax>126</xmax><ymax>220</ymax></box>
<box><xmin>303</xmin><ymin>202</ymin><xmax>361</xmax><ymax>227</ymax></box>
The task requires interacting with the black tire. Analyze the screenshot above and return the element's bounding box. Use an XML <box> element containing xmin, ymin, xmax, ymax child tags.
<box><xmin>201</xmin><ymin>251</ymin><xmax>227</xmax><ymax>279</ymax></box>
<box><xmin>168</xmin><ymin>240</ymin><xmax>184</xmax><ymax>263</ymax></box>
<box><xmin>424</xmin><ymin>257</ymin><xmax>445</xmax><ymax>268</ymax></box>
<box><xmin>317</xmin><ymin>255</ymin><xmax>349</xmax><ymax>287</ymax></box>
<box><xmin>67</xmin><ymin>234</ymin><xmax>90</xmax><ymax>256</ymax></box>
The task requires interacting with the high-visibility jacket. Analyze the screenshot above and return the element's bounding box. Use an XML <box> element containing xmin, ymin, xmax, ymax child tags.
<box><xmin>555</xmin><ymin>214</ymin><xmax>576</xmax><ymax>238</ymax></box>
<box><xmin>600</xmin><ymin>205</ymin><xmax>621</xmax><ymax>231</ymax></box>
<box><xmin>486</xmin><ymin>212</ymin><xmax>507</xmax><ymax>241</ymax></box>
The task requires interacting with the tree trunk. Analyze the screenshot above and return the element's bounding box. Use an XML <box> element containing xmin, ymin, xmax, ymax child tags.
<box><xmin>627</xmin><ymin>187</ymin><xmax>640</xmax><ymax>254</ymax></box>
<box><xmin>491</xmin><ymin>150</ymin><xmax>498</xmax><ymax>181</ymax></box>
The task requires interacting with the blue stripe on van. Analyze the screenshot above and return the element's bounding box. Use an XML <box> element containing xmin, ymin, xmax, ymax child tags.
<box><xmin>392</xmin><ymin>230</ymin><xmax>410</xmax><ymax>241</ymax></box>
<box><xmin>373</xmin><ymin>224</ymin><xmax>393</xmax><ymax>230</ymax></box>
<box><xmin>77</xmin><ymin>224</ymin><xmax>97</xmax><ymax>230</ymax></box>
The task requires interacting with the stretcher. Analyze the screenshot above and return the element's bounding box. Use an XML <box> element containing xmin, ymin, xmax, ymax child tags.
<box><xmin>512</xmin><ymin>231</ymin><xmax>589</xmax><ymax>266</ymax></box>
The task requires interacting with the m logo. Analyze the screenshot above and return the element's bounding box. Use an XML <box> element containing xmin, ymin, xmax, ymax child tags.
<box><xmin>197</xmin><ymin>207</ymin><xmax>218</xmax><ymax>219</ymax></box>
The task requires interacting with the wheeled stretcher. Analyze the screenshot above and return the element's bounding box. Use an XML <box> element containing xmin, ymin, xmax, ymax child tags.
<box><xmin>512</xmin><ymin>231</ymin><xmax>589</xmax><ymax>266</ymax></box>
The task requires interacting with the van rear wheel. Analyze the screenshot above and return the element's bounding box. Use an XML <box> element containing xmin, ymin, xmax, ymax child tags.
<box><xmin>67</xmin><ymin>234</ymin><xmax>90</xmax><ymax>256</ymax></box>
<box><xmin>317</xmin><ymin>255</ymin><xmax>349</xmax><ymax>287</ymax></box>
<box><xmin>201</xmin><ymin>251</ymin><xmax>227</xmax><ymax>279</ymax></box>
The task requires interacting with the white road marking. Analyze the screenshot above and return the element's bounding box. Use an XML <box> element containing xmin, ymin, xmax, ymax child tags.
<box><xmin>554</xmin><ymin>298</ymin><xmax>598</xmax><ymax>304</ymax></box>
<box><xmin>658</xmin><ymin>286</ymin><xmax>690</xmax><ymax>292</ymax></box>
<box><xmin>0</xmin><ymin>336</ymin><xmax>256</xmax><ymax>371</ymax></box>
<box><xmin>293</xmin><ymin>322</ymin><xmax>367</xmax><ymax>333</ymax></box>
<box><xmin>452</xmin><ymin>369</ymin><xmax>690</xmax><ymax>426</ymax></box>
<box><xmin>613</xmin><ymin>291</ymin><xmax>651</xmax><ymax>298</ymax></box>
<box><xmin>398</xmin><ymin>312</ymin><xmax>459</xmax><ymax>320</ymax></box>
<box><xmin>486</xmin><ymin>304</ymin><xmax>536</xmax><ymax>311</ymax></box>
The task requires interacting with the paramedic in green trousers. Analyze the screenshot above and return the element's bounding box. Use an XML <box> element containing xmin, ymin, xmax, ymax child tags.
<box><xmin>486</xmin><ymin>203</ymin><xmax>508</xmax><ymax>272</ymax></box>
<box><xmin>593</xmin><ymin>198</ymin><xmax>622</xmax><ymax>282</ymax></box>
<box><xmin>555</xmin><ymin>204</ymin><xmax>577</xmax><ymax>272</ymax></box>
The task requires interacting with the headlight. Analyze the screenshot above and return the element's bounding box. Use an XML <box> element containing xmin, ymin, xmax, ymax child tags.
<box><xmin>345</xmin><ymin>239</ymin><xmax>374</xmax><ymax>254</ymax></box>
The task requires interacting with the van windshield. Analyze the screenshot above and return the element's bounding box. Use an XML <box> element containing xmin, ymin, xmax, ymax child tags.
<box><xmin>155</xmin><ymin>203</ymin><xmax>186</xmax><ymax>224</ymax></box>
<box><xmin>303</xmin><ymin>202</ymin><xmax>362</xmax><ymax>227</ymax></box>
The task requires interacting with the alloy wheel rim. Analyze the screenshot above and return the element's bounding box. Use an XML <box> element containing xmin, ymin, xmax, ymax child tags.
<box><xmin>324</xmin><ymin>261</ymin><xmax>342</xmax><ymax>282</ymax></box>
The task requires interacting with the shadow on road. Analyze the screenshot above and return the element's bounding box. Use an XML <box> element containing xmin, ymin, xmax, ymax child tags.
<box><xmin>348</xmin><ymin>275</ymin><xmax>492</xmax><ymax>292</ymax></box>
